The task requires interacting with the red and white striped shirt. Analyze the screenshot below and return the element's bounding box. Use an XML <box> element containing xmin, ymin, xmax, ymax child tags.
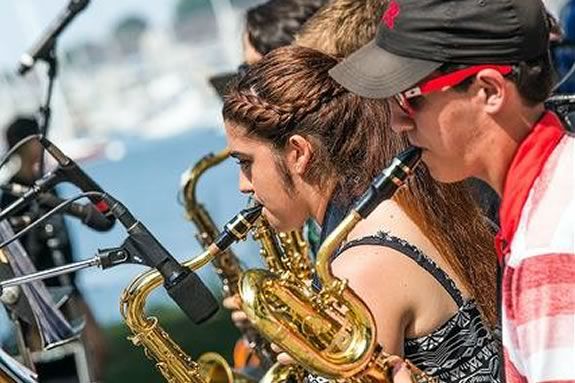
<box><xmin>497</xmin><ymin>112</ymin><xmax>575</xmax><ymax>383</ymax></box>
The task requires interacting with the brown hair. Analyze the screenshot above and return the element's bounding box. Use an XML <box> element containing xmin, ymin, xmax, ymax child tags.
<box><xmin>223</xmin><ymin>46</ymin><xmax>498</xmax><ymax>327</ymax></box>
<box><xmin>224</xmin><ymin>46</ymin><xmax>391</xmax><ymax>200</ymax></box>
<box><xmin>246</xmin><ymin>0</ymin><xmax>328</xmax><ymax>56</ymax></box>
<box><xmin>295</xmin><ymin>0</ymin><xmax>387</xmax><ymax>57</ymax></box>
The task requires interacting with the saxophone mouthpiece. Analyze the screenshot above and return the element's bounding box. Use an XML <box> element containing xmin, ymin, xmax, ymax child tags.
<box><xmin>396</xmin><ymin>146</ymin><xmax>422</xmax><ymax>171</ymax></box>
<box><xmin>214</xmin><ymin>204</ymin><xmax>263</xmax><ymax>250</ymax></box>
<box><xmin>354</xmin><ymin>146</ymin><xmax>422</xmax><ymax>218</ymax></box>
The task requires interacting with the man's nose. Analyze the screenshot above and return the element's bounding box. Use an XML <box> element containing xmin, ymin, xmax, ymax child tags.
<box><xmin>390</xmin><ymin>103</ymin><xmax>416</xmax><ymax>134</ymax></box>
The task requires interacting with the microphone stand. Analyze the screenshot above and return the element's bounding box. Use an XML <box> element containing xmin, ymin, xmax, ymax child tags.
<box><xmin>0</xmin><ymin>247</ymin><xmax>129</xmax><ymax>295</ymax></box>
<box><xmin>38</xmin><ymin>46</ymin><xmax>58</xmax><ymax>173</ymax></box>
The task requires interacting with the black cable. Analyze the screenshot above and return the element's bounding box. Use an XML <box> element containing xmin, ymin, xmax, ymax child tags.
<box><xmin>0</xmin><ymin>191</ymin><xmax>105</xmax><ymax>249</ymax></box>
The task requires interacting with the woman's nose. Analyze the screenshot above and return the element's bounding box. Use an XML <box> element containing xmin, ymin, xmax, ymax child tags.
<box><xmin>238</xmin><ymin>170</ymin><xmax>253</xmax><ymax>194</ymax></box>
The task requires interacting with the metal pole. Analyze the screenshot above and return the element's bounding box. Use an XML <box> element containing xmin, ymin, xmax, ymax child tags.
<box><xmin>0</xmin><ymin>258</ymin><xmax>99</xmax><ymax>292</ymax></box>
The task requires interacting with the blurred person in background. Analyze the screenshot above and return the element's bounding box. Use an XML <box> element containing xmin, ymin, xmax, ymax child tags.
<box><xmin>211</xmin><ymin>0</ymin><xmax>327</xmax><ymax>97</ymax></box>
<box><xmin>295</xmin><ymin>0</ymin><xmax>387</xmax><ymax>57</ymax></box>
<box><xmin>0</xmin><ymin>116</ymin><xmax>107</xmax><ymax>382</ymax></box>
<box><xmin>553</xmin><ymin>0</ymin><xmax>575</xmax><ymax>94</ymax></box>
<box><xmin>243</xmin><ymin>0</ymin><xmax>328</xmax><ymax>64</ymax></box>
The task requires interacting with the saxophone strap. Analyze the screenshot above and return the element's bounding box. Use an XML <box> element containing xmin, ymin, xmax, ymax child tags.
<box><xmin>337</xmin><ymin>231</ymin><xmax>465</xmax><ymax>307</ymax></box>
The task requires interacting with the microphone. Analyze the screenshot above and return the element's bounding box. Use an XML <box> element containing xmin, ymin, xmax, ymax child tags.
<box><xmin>18</xmin><ymin>0</ymin><xmax>90</xmax><ymax>75</ymax></box>
<box><xmin>38</xmin><ymin>193</ymin><xmax>112</xmax><ymax>232</ymax></box>
<box><xmin>1</xmin><ymin>184</ymin><xmax>113</xmax><ymax>232</ymax></box>
<box><xmin>38</xmin><ymin>137</ymin><xmax>115</xmax><ymax>229</ymax></box>
<box><xmin>0</xmin><ymin>170</ymin><xmax>64</xmax><ymax>223</ymax></box>
<box><xmin>0</xmin><ymin>167</ymin><xmax>114</xmax><ymax>231</ymax></box>
<box><xmin>103</xmin><ymin>194</ymin><xmax>219</xmax><ymax>324</ymax></box>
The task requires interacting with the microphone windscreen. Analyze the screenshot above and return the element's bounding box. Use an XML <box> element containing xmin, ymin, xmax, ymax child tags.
<box><xmin>166</xmin><ymin>272</ymin><xmax>219</xmax><ymax>324</ymax></box>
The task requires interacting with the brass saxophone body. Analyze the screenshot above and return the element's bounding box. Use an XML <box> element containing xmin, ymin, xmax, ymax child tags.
<box><xmin>254</xmin><ymin>221</ymin><xmax>314</xmax><ymax>284</ymax></box>
<box><xmin>181</xmin><ymin>149</ymin><xmax>276</xmax><ymax>373</ymax></box>
<box><xmin>121</xmin><ymin>205</ymin><xmax>262</xmax><ymax>383</ymax></box>
<box><xmin>240</xmin><ymin>148</ymin><xmax>437</xmax><ymax>382</ymax></box>
<box><xmin>251</xmin><ymin>218</ymin><xmax>314</xmax><ymax>383</ymax></box>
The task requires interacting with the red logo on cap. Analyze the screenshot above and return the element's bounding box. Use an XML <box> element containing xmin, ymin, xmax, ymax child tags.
<box><xmin>382</xmin><ymin>0</ymin><xmax>400</xmax><ymax>29</ymax></box>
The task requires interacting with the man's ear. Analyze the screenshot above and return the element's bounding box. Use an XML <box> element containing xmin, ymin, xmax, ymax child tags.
<box><xmin>474</xmin><ymin>69</ymin><xmax>508</xmax><ymax>115</ymax></box>
<box><xmin>285</xmin><ymin>134</ymin><xmax>313</xmax><ymax>176</ymax></box>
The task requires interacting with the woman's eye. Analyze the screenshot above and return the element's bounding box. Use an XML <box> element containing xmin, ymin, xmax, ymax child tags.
<box><xmin>236</xmin><ymin>159</ymin><xmax>252</xmax><ymax>171</ymax></box>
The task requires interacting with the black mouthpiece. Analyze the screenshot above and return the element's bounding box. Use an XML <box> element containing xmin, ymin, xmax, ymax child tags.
<box><xmin>214</xmin><ymin>204</ymin><xmax>263</xmax><ymax>250</ymax></box>
<box><xmin>396</xmin><ymin>146</ymin><xmax>422</xmax><ymax>170</ymax></box>
<box><xmin>354</xmin><ymin>147</ymin><xmax>421</xmax><ymax>218</ymax></box>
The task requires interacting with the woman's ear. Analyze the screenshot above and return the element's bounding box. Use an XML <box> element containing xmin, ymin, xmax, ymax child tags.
<box><xmin>286</xmin><ymin>134</ymin><xmax>313</xmax><ymax>176</ymax></box>
<box><xmin>474</xmin><ymin>69</ymin><xmax>508</xmax><ymax>115</ymax></box>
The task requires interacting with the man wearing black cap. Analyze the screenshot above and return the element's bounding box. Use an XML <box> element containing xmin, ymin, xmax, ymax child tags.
<box><xmin>330</xmin><ymin>1</ymin><xmax>575</xmax><ymax>382</ymax></box>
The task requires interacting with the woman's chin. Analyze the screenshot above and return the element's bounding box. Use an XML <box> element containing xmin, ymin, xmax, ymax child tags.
<box><xmin>262</xmin><ymin>211</ymin><xmax>294</xmax><ymax>232</ymax></box>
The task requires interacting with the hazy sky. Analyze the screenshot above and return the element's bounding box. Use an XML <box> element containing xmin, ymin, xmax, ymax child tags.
<box><xmin>0</xmin><ymin>0</ymin><xmax>173</xmax><ymax>69</ymax></box>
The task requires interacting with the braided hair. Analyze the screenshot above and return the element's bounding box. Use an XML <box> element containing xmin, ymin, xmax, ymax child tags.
<box><xmin>223</xmin><ymin>46</ymin><xmax>394</xmax><ymax>200</ymax></box>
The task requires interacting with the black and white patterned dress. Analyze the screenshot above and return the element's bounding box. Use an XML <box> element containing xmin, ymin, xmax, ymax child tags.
<box><xmin>306</xmin><ymin>231</ymin><xmax>501</xmax><ymax>383</ymax></box>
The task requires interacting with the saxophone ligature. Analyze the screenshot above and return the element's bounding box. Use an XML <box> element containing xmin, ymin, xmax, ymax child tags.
<box><xmin>120</xmin><ymin>204</ymin><xmax>262</xmax><ymax>383</ymax></box>
<box><xmin>239</xmin><ymin>147</ymin><xmax>438</xmax><ymax>382</ymax></box>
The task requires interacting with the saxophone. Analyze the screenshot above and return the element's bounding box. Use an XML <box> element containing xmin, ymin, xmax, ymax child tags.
<box><xmin>251</xmin><ymin>218</ymin><xmax>313</xmax><ymax>383</ymax></box>
<box><xmin>252</xmin><ymin>218</ymin><xmax>313</xmax><ymax>286</ymax></box>
<box><xmin>239</xmin><ymin>147</ymin><xmax>438</xmax><ymax>382</ymax></box>
<box><xmin>120</xmin><ymin>205</ymin><xmax>262</xmax><ymax>383</ymax></box>
<box><xmin>180</xmin><ymin>149</ymin><xmax>276</xmax><ymax>374</ymax></box>
<box><xmin>181</xmin><ymin>148</ymin><xmax>242</xmax><ymax>296</ymax></box>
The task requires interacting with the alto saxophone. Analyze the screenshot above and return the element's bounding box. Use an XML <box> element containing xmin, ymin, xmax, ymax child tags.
<box><xmin>180</xmin><ymin>149</ymin><xmax>276</xmax><ymax>374</ymax></box>
<box><xmin>240</xmin><ymin>148</ymin><xmax>438</xmax><ymax>382</ymax></box>
<box><xmin>120</xmin><ymin>205</ymin><xmax>262</xmax><ymax>383</ymax></box>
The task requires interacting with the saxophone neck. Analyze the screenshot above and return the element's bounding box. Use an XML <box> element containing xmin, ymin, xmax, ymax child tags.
<box><xmin>253</xmin><ymin>218</ymin><xmax>287</xmax><ymax>274</ymax></box>
<box><xmin>315</xmin><ymin>211</ymin><xmax>362</xmax><ymax>287</ymax></box>
<box><xmin>182</xmin><ymin>148</ymin><xmax>231</xmax><ymax>211</ymax></box>
<box><xmin>182</xmin><ymin>149</ymin><xmax>231</xmax><ymax>243</ymax></box>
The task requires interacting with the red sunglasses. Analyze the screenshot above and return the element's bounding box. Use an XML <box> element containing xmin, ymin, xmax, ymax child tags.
<box><xmin>394</xmin><ymin>65</ymin><xmax>514</xmax><ymax>117</ymax></box>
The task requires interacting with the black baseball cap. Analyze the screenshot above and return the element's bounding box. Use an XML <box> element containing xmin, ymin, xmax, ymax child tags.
<box><xmin>330</xmin><ymin>0</ymin><xmax>550</xmax><ymax>99</ymax></box>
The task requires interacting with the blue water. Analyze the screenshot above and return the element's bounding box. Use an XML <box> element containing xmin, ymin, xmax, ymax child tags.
<box><xmin>28</xmin><ymin>128</ymin><xmax>262</xmax><ymax>326</ymax></box>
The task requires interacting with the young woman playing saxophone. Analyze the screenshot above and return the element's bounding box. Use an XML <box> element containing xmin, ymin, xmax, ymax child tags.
<box><xmin>222</xmin><ymin>46</ymin><xmax>501</xmax><ymax>382</ymax></box>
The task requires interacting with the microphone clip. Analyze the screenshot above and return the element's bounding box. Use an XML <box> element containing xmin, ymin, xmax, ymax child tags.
<box><xmin>96</xmin><ymin>247</ymin><xmax>131</xmax><ymax>270</ymax></box>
